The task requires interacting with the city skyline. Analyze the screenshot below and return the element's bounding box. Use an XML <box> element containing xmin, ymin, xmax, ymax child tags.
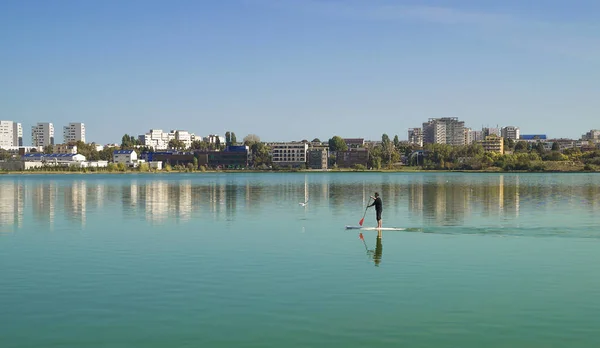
<box><xmin>2</xmin><ymin>1</ymin><xmax>600</xmax><ymax>143</ymax></box>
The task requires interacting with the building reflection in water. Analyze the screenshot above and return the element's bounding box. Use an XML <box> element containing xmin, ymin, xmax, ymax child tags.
<box><xmin>33</xmin><ymin>182</ymin><xmax>56</xmax><ymax>227</ymax></box>
<box><xmin>0</xmin><ymin>181</ymin><xmax>24</xmax><ymax>231</ymax></box>
<box><xmin>64</xmin><ymin>180</ymin><xmax>87</xmax><ymax>226</ymax></box>
<box><xmin>4</xmin><ymin>174</ymin><xmax>600</xmax><ymax>231</ymax></box>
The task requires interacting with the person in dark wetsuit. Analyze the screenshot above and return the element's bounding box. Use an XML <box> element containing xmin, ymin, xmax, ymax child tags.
<box><xmin>368</xmin><ymin>192</ymin><xmax>383</xmax><ymax>229</ymax></box>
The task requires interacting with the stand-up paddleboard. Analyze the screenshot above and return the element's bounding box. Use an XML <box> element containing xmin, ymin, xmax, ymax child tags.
<box><xmin>345</xmin><ymin>226</ymin><xmax>406</xmax><ymax>231</ymax></box>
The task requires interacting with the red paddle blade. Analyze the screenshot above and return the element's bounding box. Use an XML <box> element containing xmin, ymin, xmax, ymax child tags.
<box><xmin>359</xmin><ymin>217</ymin><xmax>365</xmax><ymax>226</ymax></box>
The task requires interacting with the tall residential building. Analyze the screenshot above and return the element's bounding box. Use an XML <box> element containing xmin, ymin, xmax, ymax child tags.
<box><xmin>0</xmin><ymin>121</ymin><xmax>14</xmax><ymax>148</ymax></box>
<box><xmin>482</xmin><ymin>127</ymin><xmax>501</xmax><ymax>137</ymax></box>
<box><xmin>0</xmin><ymin>121</ymin><xmax>23</xmax><ymax>148</ymax></box>
<box><xmin>63</xmin><ymin>122</ymin><xmax>86</xmax><ymax>143</ymax></box>
<box><xmin>140</xmin><ymin>129</ymin><xmax>173</xmax><ymax>150</ymax></box>
<box><xmin>31</xmin><ymin>122</ymin><xmax>54</xmax><ymax>147</ymax></box>
<box><xmin>172</xmin><ymin>130</ymin><xmax>194</xmax><ymax>149</ymax></box>
<box><xmin>408</xmin><ymin>128</ymin><xmax>423</xmax><ymax>147</ymax></box>
<box><xmin>501</xmin><ymin>126</ymin><xmax>520</xmax><ymax>140</ymax></box>
<box><xmin>13</xmin><ymin>122</ymin><xmax>22</xmax><ymax>146</ymax></box>
<box><xmin>464</xmin><ymin>128</ymin><xmax>473</xmax><ymax>145</ymax></box>
<box><xmin>422</xmin><ymin>117</ymin><xmax>465</xmax><ymax>146</ymax></box>
<box><xmin>582</xmin><ymin>129</ymin><xmax>600</xmax><ymax>142</ymax></box>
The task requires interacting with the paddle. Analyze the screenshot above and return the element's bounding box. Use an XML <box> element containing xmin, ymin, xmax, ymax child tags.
<box><xmin>359</xmin><ymin>233</ymin><xmax>368</xmax><ymax>251</ymax></box>
<box><xmin>358</xmin><ymin>198</ymin><xmax>372</xmax><ymax>226</ymax></box>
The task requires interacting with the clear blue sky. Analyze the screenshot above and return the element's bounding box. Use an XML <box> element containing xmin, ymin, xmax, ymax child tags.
<box><xmin>2</xmin><ymin>0</ymin><xmax>600</xmax><ymax>144</ymax></box>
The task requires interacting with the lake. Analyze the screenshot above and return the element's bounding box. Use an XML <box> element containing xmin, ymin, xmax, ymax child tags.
<box><xmin>1</xmin><ymin>172</ymin><xmax>600</xmax><ymax>347</ymax></box>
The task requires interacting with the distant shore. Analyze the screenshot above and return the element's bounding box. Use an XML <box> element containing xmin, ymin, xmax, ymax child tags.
<box><xmin>1</xmin><ymin>167</ymin><xmax>598</xmax><ymax>175</ymax></box>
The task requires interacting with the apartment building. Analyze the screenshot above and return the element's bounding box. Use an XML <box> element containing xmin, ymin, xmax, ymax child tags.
<box><xmin>139</xmin><ymin>129</ymin><xmax>173</xmax><ymax>150</ymax></box>
<box><xmin>501</xmin><ymin>126</ymin><xmax>520</xmax><ymax>140</ymax></box>
<box><xmin>31</xmin><ymin>123</ymin><xmax>54</xmax><ymax>147</ymax></box>
<box><xmin>408</xmin><ymin>128</ymin><xmax>423</xmax><ymax>147</ymax></box>
<box><xmin>271</xmin><ymin>142</ymin><xmax>308</xmax><ymax>167</ymax></box>
<box><xmin>0</xmin><ymin>121</ymin><xmax>23</xmax><ymax>148</ymax></box>
<box><xmin>422</xmin><ymin>117</ymin><xmax>465</xmax><ymax>146</ymax></box>
<box><xmin>63</xmin><ymin>122</ymin><xmax>86</xmax><ymax>143</ymax></box>
<box><xmin>480</xmin><ymin>135</ymin><xmax>504</xmax><ymax>154</ymax></box>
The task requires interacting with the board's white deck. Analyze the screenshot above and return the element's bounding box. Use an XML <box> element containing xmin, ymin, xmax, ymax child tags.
<box><xmin>345</xmin><ymin>226</ymin><xmax>406</xmax><ymax>231</ymax></box>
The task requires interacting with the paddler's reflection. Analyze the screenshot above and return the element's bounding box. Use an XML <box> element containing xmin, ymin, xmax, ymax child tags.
<box><xmin>359</xmin><ymin>230</ymin><xmax>383</xmax><ymax>266</ymax></box>
<box><xmin>373</xmin><ymin>230</ymin><xmax>383</xmax><ymax>266</ymax></box>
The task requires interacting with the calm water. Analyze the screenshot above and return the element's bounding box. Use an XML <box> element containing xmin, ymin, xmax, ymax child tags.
<box><xmin>1</xmin><ymin>172</ymin><xmax>600</xmax><ymax>347</ymax></box>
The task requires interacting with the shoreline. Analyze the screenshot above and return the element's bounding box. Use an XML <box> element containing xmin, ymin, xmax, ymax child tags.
<box><xmin>1</xmin><ymin>168</ymin><xmax>598</xmax><ymax>175</ymax></box>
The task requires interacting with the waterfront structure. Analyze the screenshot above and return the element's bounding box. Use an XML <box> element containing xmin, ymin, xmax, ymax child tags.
<box><xmin>501</xmin><ymin>126</ymin><xmax>520</xmax><ymax>140</ymax></box>
<box><xmin>271</xmin><ymin>142</ymin><xmax>308</xmax><ymax>167</ymax></box>
<box><xmin>112</xmin><ymin>150</ymin><xmax>138</xmax><ymax>167</ymax></box>
<box><xmin>336</xmin><ymin>148</ymin><xmax>369</xmax><ymax>168</ymax></box>
<box><xmin>63</xmin><ymin>123</ymin><xmax>85</xmax><ymax>143</ymax></box>
<box><xmin>196</xmin><ymin>146</ymin><xmax>249</xmax><ymax>169</ymax></box>
<box><xmin>479</xmin><ymin>135</ymin><xmax>504</xmax><ymax>154</ymax></box>
<box><xmin>22</xmin><ymin>153</ymin><xmax>86</xmax><ymax>163</ymax></box>
<box><xmin>31</xmin><ymin>123</ymin><xmax>54</xmax><ymax>147</ymax></box>
<box><xmin>408</xmin><ymin>128</ymin><xmax>423</xmax><ymax>147</ymax></box>
<box><xmin>422</xmin><ymin>117</ymin><xmax>465</xmax><ymax>145</ymax></box>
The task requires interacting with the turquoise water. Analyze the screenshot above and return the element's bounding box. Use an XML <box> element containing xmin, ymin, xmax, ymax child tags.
<box><xmin>1</xmin><ymin>172</ymin><xmax>600</xmax><ymax>347</ymax></box>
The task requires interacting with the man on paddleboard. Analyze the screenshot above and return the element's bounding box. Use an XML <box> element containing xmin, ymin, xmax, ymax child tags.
<box><xmin>367</xmin><ymin>192</ymin><xmax>383</xmax><ymax>229</ymax></box>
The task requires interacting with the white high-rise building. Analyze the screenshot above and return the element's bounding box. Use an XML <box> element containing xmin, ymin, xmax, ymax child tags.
<box><xmin>171</xmin><ymin>130</ymin><xmax>194</xmax><ymax>149</ymax></box>
<box><xmin>422</xmin><ymin>117</ymin><xmax>465</xmax><ymax>145</ymax></box>
<box><xmin>32</xmin><ymin>123</ymin><xmax>55</xmax><ymax>147</ymax></box>
<box><xmin>140</xmin><ymin>129</ymin><xmax>174</xmax><ymax>150</ymax></box>
<box><xmin>63</xmin><ymin>122</ymin><xmax>86</xmax><ymax>143</ymax></box>
<box><xmin>0</xmin><ymin>121</ymin><xmax>23</xmax><ymax>148</ymax></box>
<box><xmin>501</xmin><ymin>126</ymin><xmax>520</xmax><ymax>140</ymax></box>
<box><xmin>0</xmin><ymin>121</ymin><xmax>14</xmax><ymax>148</ymax></box>
<box><xmin>13</xmin><ymin>122</ymin><xmax>22</xmax><ymax>146</ymax></box>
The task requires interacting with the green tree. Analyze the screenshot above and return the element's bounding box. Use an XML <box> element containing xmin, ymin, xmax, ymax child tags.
<box><xmin>43</xmin><ymin>145</ymin><xmax>54</xmax><ymax>154</ymax></box>
<box><xmin>225</xmin><ymin>132</ymin><xmax>231</xmax><ymax>147</ymax></box>
<box><xmin>551</xmin><ymin>142</ymin><xmax>560</xmax><ymax>151</ymax></box>
<box><xmin>168</xmin><ymin>139</ymin><xmax>186</xmax><ymax>150</ymax></box>
<box><xmin>514</xmin><ymin>141</ymin><xmax>528</xmax><ymax>152</ymax></box>
<box><xmin>243</xmin><ymin>134</ymin><xmax>260</xmax><ymax>144</ymax></box>
<box><xmin>328</xmin><ymin>136</ymin><xmax>348</xmax><ymax>152</ymax></box>
<box><xmin>191</xmin><ymin>140</ymin><xmax>209</xmax><ymax>150</ymax></box>
<box><xmin>250</xmin><ymin>142</ymin><xmax>271</xmax><ymax>167</ymax></box>
<box><xmin>311</xmin><ymin>138</ymin><xmax>321</xmax><ymax>143</ymax></box>
<box><xmin>231</xmin><ymin>132</ymin><xmax>237</xmax><ymax>145</ymax></box>
<box><xmin>215</xmin><ymin>137</ymin><xmax>221</xmax><ymax>149</ymax></box>
<box><xmin>393</xmin><ymin>135</ymin><xmax>400</xmax><ymax>149</ymax></box>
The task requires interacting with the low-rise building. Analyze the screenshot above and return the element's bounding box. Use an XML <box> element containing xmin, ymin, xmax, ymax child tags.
<box><xmin>307</xmin><ymin>147</ymin><xmax>329</xmax><ymax>170</ymax></box>
<box><xmin>479</xmin><ymin>135</ymin><xmax>504</xmax><ymax>154</ymax></box>
<box><xmin>271</xmin><ymin>142</ymin><xmax>308</xmax><ymax>168</ymax></box>
<box><xmin>520</xmin><ymin>134</ymin><xmax>547</xmax><ymax>142</ymax></box>
<box><xmin>343</xmin><ymin>138</ymin><xmax>365</xmax><ymax>148</ymax></box>
<box><xmin>113</xmin><ymin>150</ymin><xmax>138</xmax><ymax>167</ymax></box>
<box><xmin>196</xmin><ymin>147</ymin><xmax>249</xmax><ymax>169</ymax></box>
<box><xmin>22</xmin><ymin>153</ymin><xmax>86</xmax><ymax>163</ymax></box>
<box><xmin>53</xmin><ymin>144</ymin><xmax>78</xmax><ymax>154</ymax></box>
<box><xmin>336</xmin><ymin>148</ymin><xmax>369</xmax><ymax>168</ymax></box>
